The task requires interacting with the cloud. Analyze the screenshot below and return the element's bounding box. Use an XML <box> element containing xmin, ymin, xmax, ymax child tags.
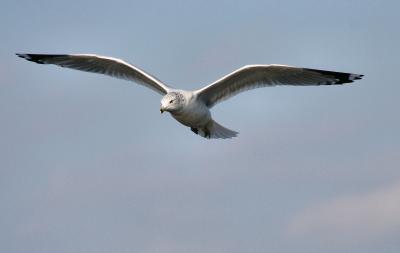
<box><xmin>287</xmin><ymin>181</ymin><xmax>400</xmax><ymax>244</ymax></box>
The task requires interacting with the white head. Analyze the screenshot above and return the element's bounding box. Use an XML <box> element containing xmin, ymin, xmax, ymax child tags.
<box><xmin>160</xmin><ymin>92</ymin><xmax>185</xmax><ymax>113</ymax></box>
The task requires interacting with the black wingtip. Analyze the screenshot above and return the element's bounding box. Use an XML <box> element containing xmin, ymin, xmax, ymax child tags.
<box><xmin>305</xmin><ymin>68</ymin><xmax>364</xmax><ymax>85</ymax></box>
<box><xmin>16</xmin><ymin>53</ymin><xmax>46</xmax><ymax>64</ymax></box>
<box><xmin>16</xmin><ymin>53</ymin><xmax>28</xmax><ymax>59</ymax></box>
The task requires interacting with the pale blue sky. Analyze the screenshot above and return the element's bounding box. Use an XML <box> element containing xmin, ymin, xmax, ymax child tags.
<box><xmin>1</xmin><ymin>0</ymin><xmax>400</xmax><ymax>253</ymax></box>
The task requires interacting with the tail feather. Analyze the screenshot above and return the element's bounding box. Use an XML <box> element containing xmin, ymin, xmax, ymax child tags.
<box><xmin>210</xmin><ymin>120</ymin><xmax>238</xmax><ymax>139</ymax></box>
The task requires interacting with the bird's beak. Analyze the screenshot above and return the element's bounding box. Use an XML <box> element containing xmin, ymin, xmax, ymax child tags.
<box><xmin>160</xmin><ymin>108</ymin><xmax>164</xmax><ymax>114</ymax></box>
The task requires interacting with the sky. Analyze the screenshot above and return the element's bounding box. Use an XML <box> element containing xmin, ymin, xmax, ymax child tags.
<box><xmin>1</xmin><ymin>0</ymin><xmax>399</xmax><ymax>252</ymax></box>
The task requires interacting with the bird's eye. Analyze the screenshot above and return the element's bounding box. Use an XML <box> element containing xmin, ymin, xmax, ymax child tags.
<box><xmin>169</xmin><ymin>100</ymin><xmax>174</xmax><ymax>104</ymax></box>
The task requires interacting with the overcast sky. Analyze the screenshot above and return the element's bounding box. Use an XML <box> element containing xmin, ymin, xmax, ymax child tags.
<box><xmin>1</xmin><ymin>0</ymin><xmax>399</xmax><ymax>252</ymax></box>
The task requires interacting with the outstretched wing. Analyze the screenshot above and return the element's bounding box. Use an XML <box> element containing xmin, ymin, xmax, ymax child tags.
<box><xmin>195</xmin><ymin>64</ymin><xmax>363</xmax><ymax>108</ymax></box>
<box><xmin>16</xmin><ymin>53</ymin><xmax>171</xmax><ymax>95</ymax></box>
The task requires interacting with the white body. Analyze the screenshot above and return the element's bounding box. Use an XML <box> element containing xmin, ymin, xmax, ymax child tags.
<box><xmin>168</xmin><ymin>90</ymin><xmax>211</xmax><ymax>128</ymax></box>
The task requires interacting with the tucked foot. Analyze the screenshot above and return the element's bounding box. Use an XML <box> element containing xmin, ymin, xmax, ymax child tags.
<box><xmin>190</xmin><ymin>127</ymin><xmax>210</xmax><ymax>139</ymax></box>
<box><xmin>204</xmin><ymin>128</ymin><xmax>211</xmax><ymax>139</ymax></box>
<box><xmin>190</xmin><ymin>127</ymin><xmax>199</xmax><ymax>135</ymax></box>
<box><xmin>190</xmin><ymin>121</ymin><xmax>237</xmax><ymax>139</ymax></box>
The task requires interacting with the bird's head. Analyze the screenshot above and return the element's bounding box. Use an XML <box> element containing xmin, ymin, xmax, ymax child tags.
<box><xmin>160</xmin><ymin>92</ymin><xmax>185</xmax><ymax>114</ymax></box>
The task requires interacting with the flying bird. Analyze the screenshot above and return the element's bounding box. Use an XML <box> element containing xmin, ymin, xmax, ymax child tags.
<box><xmin>17</xmin><ymin>53</ymin><xmax>363</xmax><ymax>139</ymax></box>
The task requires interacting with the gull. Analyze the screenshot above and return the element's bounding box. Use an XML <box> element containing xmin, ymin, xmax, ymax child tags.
<box><xmin>16</xmin><ymin>53</ymin><xmax>363</xmax><ymax>139</ymax></box>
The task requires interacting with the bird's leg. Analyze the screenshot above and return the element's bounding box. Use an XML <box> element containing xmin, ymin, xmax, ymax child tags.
<box><xmin>191</xmin><ymin>127</ymin><xmax>199</xmax><ymax>135</ymax></box>
<box><xmin>204</xmin><ymin>128</ymin><xmax>211</xmax><ymax>139</ymax></box>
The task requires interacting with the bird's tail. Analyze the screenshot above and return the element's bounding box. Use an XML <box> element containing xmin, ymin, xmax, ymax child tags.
<box><xmin>195</xmin><ymin>120</ymin><xmax>238</xmax><ymax>139</ymax></box>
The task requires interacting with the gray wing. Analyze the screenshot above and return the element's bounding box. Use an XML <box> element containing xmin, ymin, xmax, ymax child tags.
<box><xmin>16</xmin><ymin>53</ymin><xmax>171</xmax><ymax>95</ymax></box>
<box><xmin>195</xmin><ymin>64</ymin><xmax>363</xmax><ymax>108</ymax></box>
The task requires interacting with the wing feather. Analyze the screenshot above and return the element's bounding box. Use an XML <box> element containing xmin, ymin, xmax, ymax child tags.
<box><xmin>195</xmin><ymin>65</ymin><xmax>363</xmax><ymax>107</ymax></box>
<box><xmin>16</xmin><ymin>53</ymin><xmax>171</xmax><ymax>95</ymax></box>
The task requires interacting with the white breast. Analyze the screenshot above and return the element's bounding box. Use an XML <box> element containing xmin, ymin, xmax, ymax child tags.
<box><xmin>171</xmin><ymin>95</ymin><xmax>211</xmax><ymax>128</ymax></box>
